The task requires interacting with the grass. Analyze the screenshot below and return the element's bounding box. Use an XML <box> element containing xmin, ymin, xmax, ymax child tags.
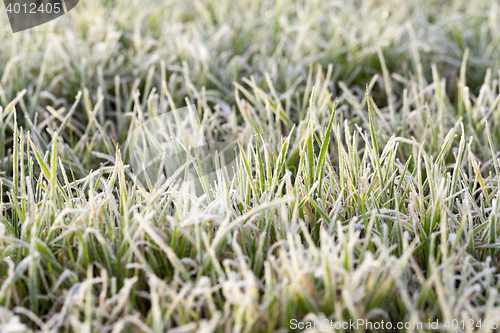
<box><xmin>1</xmin><ymin>0</ymin><xmax>500</xmax><ymax>331</ymax></box>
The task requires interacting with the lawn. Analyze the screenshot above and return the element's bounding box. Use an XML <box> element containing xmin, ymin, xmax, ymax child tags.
<box><xmin>1</xmin><ymin>0</ymin><xmax>500</xmax><ymax>332</ymax></box>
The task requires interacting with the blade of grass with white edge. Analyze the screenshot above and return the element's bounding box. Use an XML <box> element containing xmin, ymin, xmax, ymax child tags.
<box><xmin>270</xmin><ymin>126</ymin><xmax>295</xmax><ymax>195</ymax></box>
<box><xmin>315</xmin><ymin>99</ymin><xmax>337</xmax><ymax>184</ymax></box>
<box><xmin>306</xmin><ymin>87</ymin><xmax>315</xmax><ymax>190</ymax></box>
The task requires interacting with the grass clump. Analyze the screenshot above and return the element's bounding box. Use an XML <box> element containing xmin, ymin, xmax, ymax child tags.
<box><xmin>1</xmin><ymin>0</ymin><xmax>500</xmax><ymax>332</ymax></box>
